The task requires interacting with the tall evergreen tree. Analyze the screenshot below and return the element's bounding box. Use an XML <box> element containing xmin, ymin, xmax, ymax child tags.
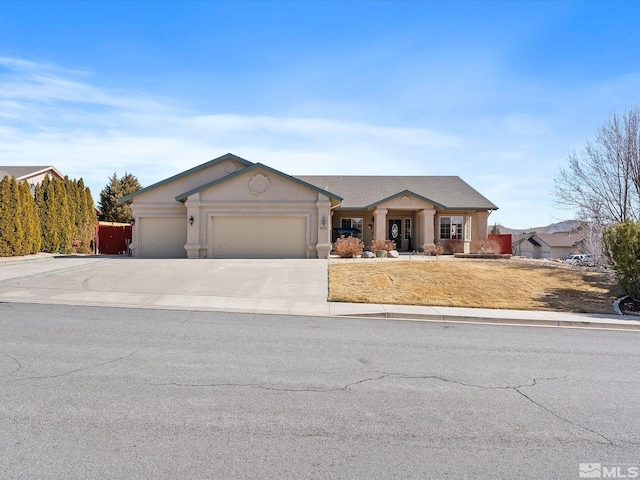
<box><xmin>99</xmin><ymin>172</ymin><xmax>142</xmax><ymax>223</ymax></box>
<box><xmin>22</xmin><ymin>180</ymin><xmax>41</xmax><ymax>254</ymax></box>
<box><xmin>64</xmin><ymin>176</ymin><xmax>79</xmax><ymax>250</ymax></box>
<box><xmin>0</xmin><ymin>176</ymin><xmax>12</xmax><ymax>256</ymax></box>
<box><xmin>10</xmin><ymin>176</ymin><xmax>27</xmax><ymax>256</ymax></box>
<box><xmin>37</xmin><ymin>176</ymin><xmax>59</xmax><ymax>253</ymax></box>
<box><xmin>76</xmin><ymin>179</ymin><xmax>97</xmax><ymax>253</ymax></box>
<box><xmin>53</xmin><ymin>177</ymin><xmax>73</xmax><ymax>253</ymax></box>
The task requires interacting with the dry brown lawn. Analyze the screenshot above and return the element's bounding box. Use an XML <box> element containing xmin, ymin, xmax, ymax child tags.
<box><xmin>328</xmin><ymin>258</ymin><xmax>622</xmax><ymax>313</ymax></box>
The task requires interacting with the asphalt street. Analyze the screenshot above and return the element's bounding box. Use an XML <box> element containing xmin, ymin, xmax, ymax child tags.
<box><xmin>1</xmin><ymin>303</ymin><xmax>639</xmax><ymax>479</ymax></box>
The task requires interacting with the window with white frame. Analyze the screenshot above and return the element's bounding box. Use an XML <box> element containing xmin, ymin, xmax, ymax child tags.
<box><xmin>439</xmin><ymin>216</ymin><xmax>463</xmax><ymax>240</ymax></box>
<box><xmin>404</xmin><ymin>218</ymin><xmax>411</xmax><ymax>240</ymax></box>
<box><xmin>341</xmin><ymin>217</ymin><xmax>363</xmax><ymax>239</ymax></box>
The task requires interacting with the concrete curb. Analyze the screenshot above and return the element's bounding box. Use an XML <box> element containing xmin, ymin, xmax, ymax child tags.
<box><xmin>613</xmin><ymin>296</ymin><xmax>627</xmax><ymax>315</ymax></box>
<box><xmin>2</xmin><ymin>296</ymin><xmax>640</xmax><ymax>331</ymax></box>
<box><xmin>336</xmin><ymin>311</ymin><xmax>640</xmax><ymax>331</ymax></box>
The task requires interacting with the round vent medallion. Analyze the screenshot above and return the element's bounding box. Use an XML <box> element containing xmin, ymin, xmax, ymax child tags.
<box><xmin>249</xmin><ymin>173</ymin><xmax>271</xmax><ymax>196</ymax></box>
<box><xmin>391</xmin><ymin>224</ymin><xmax>399</xmax><ymax>239</ymax></box>
<box><xmin>224</xmin><ymin>161</ymin><xmax>237</xmax><ymax>174</ymax></box>
<box><xmin>400</xmin><ymin>195</ymin><xmax>411</xmax><ymax>206</ymax></box>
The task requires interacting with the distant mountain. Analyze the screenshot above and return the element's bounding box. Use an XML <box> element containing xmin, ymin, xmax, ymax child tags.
<box><xmin>488</xmin><ymin>220</ymin><xmax>582</xmax><ymax>236</ymax></box>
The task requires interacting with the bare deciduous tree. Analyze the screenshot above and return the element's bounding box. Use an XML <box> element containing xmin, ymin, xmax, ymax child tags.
<box><xmin>577</xmin><ymin>221</ymin><xmax>604</xmax><ymax>263</ymax></box>
<box><xmin>555</xmin><ymin>107</ymin><xmax>640</xmax><ymax>224</ymax></box>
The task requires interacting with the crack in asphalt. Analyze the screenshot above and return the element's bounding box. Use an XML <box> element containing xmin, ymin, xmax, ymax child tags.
<box><xmin>514</xmin><ymin>387</ymin><xmax>616</xmax><ymax>446</ymax></box>
<box><xmin>154</xmin><ymin>372</ymin><xmax>556</xmax><ymax>393</ymax></box>
<box><xmin>154</xmin><ymin>374</ymin><xmax>391</xmax><ymax>393</ymax></box>
<box><xmin>4</xmin><ymin>350</ymin><xmax>138</xmax><ymax>382</ymax></box>
<box><xmin>0</xmin><ymin>355</ymin><xmax>21</xmax><ymax>377</ymax></box>
<box><xmin>385</xmin><ymin>373</ymin><xmax>621</xmax><ymax>446</ymax></box>
<box><xmin>158</xmin><ymin>372</ymin><xmax>626</xmax><ymax>446</ymax></box>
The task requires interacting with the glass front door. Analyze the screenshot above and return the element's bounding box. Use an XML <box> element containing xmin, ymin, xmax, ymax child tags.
<box><xmin>388</xmin><ymin>219</ymin><xmax>402</xmax><ymax>249</ymax></box>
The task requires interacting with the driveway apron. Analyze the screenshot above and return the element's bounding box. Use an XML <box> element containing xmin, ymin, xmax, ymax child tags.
<box><xmin>0</xmin><ymin>256</ymin><xmax>330</xmax><ymax>315</ymax></box>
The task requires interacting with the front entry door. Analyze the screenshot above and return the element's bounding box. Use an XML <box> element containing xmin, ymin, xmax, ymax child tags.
<box><xmin>388</xmin><ymin>219</ymin><xmax>402</xmax><ymax>249</ymax></box>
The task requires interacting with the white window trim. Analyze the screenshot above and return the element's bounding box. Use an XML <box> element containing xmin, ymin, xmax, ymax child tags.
<box><xmin>404</xmin><ymin>218</ymin><xmax>411</xmax><ymax>240</ymax></box>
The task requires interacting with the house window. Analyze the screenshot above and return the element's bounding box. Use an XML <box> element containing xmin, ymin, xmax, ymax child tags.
<box><xmin>404</xmin><ymin>218</ymin><xmax>411</xmax><ymax>240</ymax></box>
<box><xmin>341</xmin><ymin>217</ymin><xmax>363</xmax><ymax>240</ymax></box>
<box><xmin>440</xmin><ymin>216</ymin><xmax>463</xmax><ymax>240</ymax></box>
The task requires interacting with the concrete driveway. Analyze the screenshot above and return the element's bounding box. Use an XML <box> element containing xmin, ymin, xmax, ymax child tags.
<box><xmin>2</xmin><ymin>255</ymin><xmax>639</xmax><ymax>330</ymax></box>
<box><xmin>0</xmin><ymin>256</ymin><xmax>330</xmax><ymax>316</ymax></box>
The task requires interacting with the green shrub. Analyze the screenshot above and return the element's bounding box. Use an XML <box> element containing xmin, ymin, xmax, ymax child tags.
<box><xmin>603</xmin><ymin>221</ymin><xmax>640</xmax><ymax>299</ymax></box>
<box><xmin>334</xmin><ymin>237</ymin><xmax>364</xmax><ymax>257</ymax></box>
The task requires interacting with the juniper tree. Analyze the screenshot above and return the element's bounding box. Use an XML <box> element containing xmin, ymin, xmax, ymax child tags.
<box><xmin>0</xmin><ymin>176</ymin><xmax>12</xmax><ymax>256</ymax></box>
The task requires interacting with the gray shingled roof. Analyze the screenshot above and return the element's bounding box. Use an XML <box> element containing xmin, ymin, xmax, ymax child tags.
<box><xmin>0</xmin><ymin>166</ymin><xmax>53</xmax><ymax>178</ymax></box>
<box><xmin>295</xmin><ymin>175</ymin><xmax>498</xmax><ymax>210</ymax></box>
<box><xmin>534</xmin><ymin>233</ymin><xmax>582</xmax><ymax>248</ymax></box>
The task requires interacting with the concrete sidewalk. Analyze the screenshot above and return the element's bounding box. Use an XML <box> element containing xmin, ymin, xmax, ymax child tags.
<box><xmin>1</xmin><ymin>255</ymin><xmax>639</xmax><ymax>330</ymax></box>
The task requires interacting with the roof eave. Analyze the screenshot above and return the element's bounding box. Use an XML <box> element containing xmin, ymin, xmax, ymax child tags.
<box><xmin>364</xmin><ymin>190</ymin><xmax>447</xmax><ymax>210</ymax></box>
<box><xmin>175</xmin><ymin>162</ymin><xmax>344</xmax><ymax>202</ymax></box>
<box><xmin>118</xmin><ymin>153</ymin><xmax>254</xmax><ymax>204</ymax></box>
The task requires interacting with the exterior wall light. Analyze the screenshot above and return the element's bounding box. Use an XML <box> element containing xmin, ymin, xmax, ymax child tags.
<box><xmin>189</xmin><ymin>215</ymin><xmax>194</xmax><ymax>226</ymax></box>
<box><xmin>130</xmin><ymin>218</ymin><xmax>135</xmax><ymax>226</ymax></box>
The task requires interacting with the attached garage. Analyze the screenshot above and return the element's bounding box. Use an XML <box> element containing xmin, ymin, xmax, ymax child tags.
<box><xmin>211</xmin><ymin>216</ymin><xmax>307</xmax><ymax>259</ymax></box>
<box><xmin>120</xmin><ymin>154</ymin><xmax>342</xmax><ymax>259</ymax></box>
<box><xmin>138</xmin><ymin>217</ymin><xmax>187</xmax><ymax>258</ymax></box>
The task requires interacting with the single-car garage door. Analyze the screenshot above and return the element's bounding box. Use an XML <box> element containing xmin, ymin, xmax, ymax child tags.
<box><xmin>211</xmin><ymin>216</ymin><xmax>307</xmax><ymax>258</ymax></box>
<box><xmin>138</xmin><ymin>217</ymin><xmax>187</xmax><ymax>258</ymax></box>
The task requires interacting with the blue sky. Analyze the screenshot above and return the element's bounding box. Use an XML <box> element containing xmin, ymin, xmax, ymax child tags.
<box><xmin>1</xmin><ymin>1</ymin><xmax>640</xmax><ymax>229</ymax></box>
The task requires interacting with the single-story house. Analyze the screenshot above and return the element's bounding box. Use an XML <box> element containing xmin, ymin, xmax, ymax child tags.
<box><xmin>512</xmin><ymin>232</ymin><xmax>582</xmax><ymax>259</ymax></box>
<box><xmin>119</xmin><ymin>153</ymin><xmax>498</xmax><ymax>259</ymax></box>
<box><xmin>0</xmin><ymin>165</ymin><xmax>64</xmax><ymax>185</ymax></box>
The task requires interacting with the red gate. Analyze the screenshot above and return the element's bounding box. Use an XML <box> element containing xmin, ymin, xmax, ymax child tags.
<box><xmin>488</xmin><ymin>234</ymin><xmax>512</xmax><ymax>255</ymax></box>
<box><xmin>96</xmin><ymin>222</ymin><xmax>132</xmax><ymax>255</ymax></box>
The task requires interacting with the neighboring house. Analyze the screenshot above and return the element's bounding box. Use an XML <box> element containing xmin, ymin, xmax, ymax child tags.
<box><xmin>513</xmin><ymin>232</ymin><xmax>581</xmax><ymax>259</ymax></box>
<box><xmin>119</xmin><ymin>153</ymin><xmax>498</xmax><ymax>259</ymax></box>
<box><xmin>0</xmin><ymin>165</ymin><xmax>100</xmax><ymax>215</ymax></box>
<box><xmin>0</xmin><ymin>165</ymin><xmax>64</xmax><ymax>187</ymax></box>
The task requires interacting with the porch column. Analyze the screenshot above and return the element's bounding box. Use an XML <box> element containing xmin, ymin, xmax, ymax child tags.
<box><xmin>316</xmin><ymin>199</ymin><xmax>332</xmax><ymax>259</ymax></box>
<box><xmin>463</xmin><ymin>214</ymin><xmax>472</xmax><ymax>253</ymax></box>
<box><xmin>373</xmin><ymin>207</ymin><xmax>388</xmax><ymax>241</ymax></box>
<box><xmin>129</xmin><ymin>213</ymin><xmax>138</xmax><ymax>257</ymax></box>
<box><xmin>184</xmin><ymin>194</ymin><xmax>205</xmax><ymax>258</ymax></box>
<box><xmin>474</xmin><ymin>211</ymin><xmax>490</xmax><ymax>241</ymax></box>
<box><xmin>418</xmin><ymin>208</ymin><xmax>436</xmax><ymax>251</ymax></box>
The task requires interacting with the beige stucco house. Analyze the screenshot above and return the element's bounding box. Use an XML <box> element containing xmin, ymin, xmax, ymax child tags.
<box><xmin>120</xmin><ymin>153</ymin><xmax>498</xmax><ymax>259</ymax></box>
<box><xmin>0</xmin><ymin>165</ymin><xmax>64</xmax><ymax>185</ymax></box>
<box><xmin>512</xmin><ymin>233</ymin><xmax>582</xmax><ymax>259</ymax></box>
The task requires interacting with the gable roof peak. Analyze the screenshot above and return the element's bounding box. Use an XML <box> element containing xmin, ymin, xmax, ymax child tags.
<box><xmin>119</xmin><ymin>152</ymin><xmax>254</xmax><ymax>203</ymax></box>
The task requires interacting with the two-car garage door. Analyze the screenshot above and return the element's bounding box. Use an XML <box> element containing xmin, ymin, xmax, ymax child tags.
<box><xmin>137</xmin><ymin>215</ymin><xmax>308</xmax><ymax>258</ymax></box>
<box><xmin>211</xmin><ymin>216</ymin><xmax>307</xmax><ymax>259</ymax></box>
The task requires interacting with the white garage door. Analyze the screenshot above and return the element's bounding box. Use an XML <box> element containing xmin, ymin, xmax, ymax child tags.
<box><xmin>211</xmin><ymin>216</ymin><xmax>307</xmax><ymax>259</ymax></box>
<box><xmin>138</xmin><ymin>217</ymin><xmax>187</xmax><ymax>258</ymax></box>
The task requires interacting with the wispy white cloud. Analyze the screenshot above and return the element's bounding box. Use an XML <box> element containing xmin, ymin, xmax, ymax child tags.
<box><xmin>0</xmin><ymin>57</ymin><xmax>462</xmax><ymax>195</ymax></box>
<box><xmin>0</xmin><ymin>55</ymin><xmax>607</xmax><ymax>228</ymax></box>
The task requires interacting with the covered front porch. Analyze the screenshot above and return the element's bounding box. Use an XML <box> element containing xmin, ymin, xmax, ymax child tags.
<box><xmin>330</xmin><ymin>193</ymin><xmax>490</xmax><ymax>253</ymax></box>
